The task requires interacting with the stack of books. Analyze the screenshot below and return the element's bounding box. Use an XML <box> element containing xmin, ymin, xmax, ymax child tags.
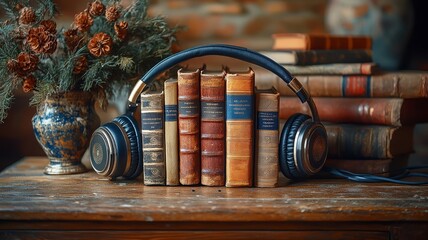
<box><xmin>140</xmin><ymin>67</ymin><xmax>280</xmax><ymax>187</ymax></box>
<box><xmin>257</xmin><ymin>33</ymin><xmax>428</xmax><ymax>175</ymax></box>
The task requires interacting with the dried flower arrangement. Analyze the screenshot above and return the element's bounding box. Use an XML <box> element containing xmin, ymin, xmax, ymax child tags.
<box><xmin>0</xmin><ymin>0</ymin><xmax>180</xmax><ymax>122</ymax></box>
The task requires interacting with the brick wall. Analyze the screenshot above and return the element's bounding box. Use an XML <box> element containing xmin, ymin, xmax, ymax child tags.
<box><xmin>148</xmin><ymin>0</ymin><xmax>328</xmax><ymax>50</ymax></box>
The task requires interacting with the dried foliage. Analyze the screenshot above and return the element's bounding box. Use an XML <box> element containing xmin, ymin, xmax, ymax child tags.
<box><xmin>0</xmin><ymin>0</ymin><xmax>181</xmax><ymax>122</ymax></box>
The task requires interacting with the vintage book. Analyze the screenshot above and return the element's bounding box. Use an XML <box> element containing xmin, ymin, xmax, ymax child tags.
<box><xmin>178</xmin><ymin>67</ymin><xmax>201</xmax><ymax>185</ymax></box>
<box><xmin>254</xmin><ymin>87</ymin><xmax>280</xmax><ymax>187</ymax></box>
<box><xmin>256</xmin><ymin>72</ymin><xmax>428</xmax><ymax>98</ymax></box>
<box><xmin>279</xmin><ymin>97</ymin><xmax>428</xmax><ymax>126</ymax></box>
<box><xmin>258</xmin><ymin>49</ymin><xmax>372</xmax><ymax>65</ymax></box>
<box><xmin>282</xmin><ymin>62</ymin><xmax>377</xmax><ymax>75</ymax></box>
<box><xmin>225</xmin><ymin>68</ymin><xmax>255</xmax><ymax>187</ymax></box>
<box><xmin>272</xmin><ymin>33</ymin><xmax>372</xmax><ymax>51</ymax></box>
<box><xmin>164</xmin><ymin>78</ymin><xmax>179</xmax><ymax>186</ymax></box>
<box><xmin>325</xmin><ymin>124</ymin><xmax>414</xmax><ymax>159</ymax></box>
<box><xmin>324</xmin><ymin>156</ymin><xmax>408</xmax><ymax>177</ymax></box>
<box><xmin>200</xmin><ymin>69</ymin><xmax>226</xmax><ymax>186</ymax></box>
<box><xmin>140</xmin><ymin>90</ymin><xmax>165</xmax><ymax>185</ymax></box>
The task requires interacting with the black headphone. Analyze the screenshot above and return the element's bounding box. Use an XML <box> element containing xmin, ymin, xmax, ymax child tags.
<box><xmin>89</xmin><ymin>44</ymin><xmax>328</xmax><ymax>180</ymax></box>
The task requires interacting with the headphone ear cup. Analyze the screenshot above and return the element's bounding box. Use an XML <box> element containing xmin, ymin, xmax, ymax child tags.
<box><xmin>113</xmin><ymin>114</ymin><xmax>143</xmax><ymax>179</ymax></box>
<box><xmin>279</xmin><ymin>114</ymin><xmax>311</xmax><ymax>179</ymax></box>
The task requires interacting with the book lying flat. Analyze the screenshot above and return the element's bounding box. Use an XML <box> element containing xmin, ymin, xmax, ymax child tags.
<box><xmin>259</xmin><ymin>49</ymin><xmax>372</xmax><ymax>65</ymax></box>
<box><xmin>255</xmin><ymin>71</ymin><xmax>428</xmax><ymax>98</ymax></box>
<box><xmin>279</xmin><ymin>97</ymin><xmax>428</xmax><ymax>126</ymax></box>
<box><xmin>272</xmin><ymin>33</ymin><xmax>372</xmax><ymax>51</ymax></box>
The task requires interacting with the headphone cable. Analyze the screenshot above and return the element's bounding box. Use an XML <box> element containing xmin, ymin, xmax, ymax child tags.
<box><xmin>323</xmin><ymin>165</ymin><xmax>428</xmax><ymax>185</ymax></box>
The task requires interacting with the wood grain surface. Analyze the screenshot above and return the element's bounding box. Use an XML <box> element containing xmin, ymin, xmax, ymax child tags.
<box><xmin>0</xmin><ymin>157</ymin><xmax>428</xmax><ymax>239</ymax></box>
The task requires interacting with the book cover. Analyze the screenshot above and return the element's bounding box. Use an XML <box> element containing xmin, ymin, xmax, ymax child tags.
<box><xmin>279</xmin><ymin>97</ymin><xmax>428</xmax><ymax>126</ymax></box>
<box><xmin>282</xmin><ymin>62</ymin><xmax>377</xmax><ymax>75</ymax></box>
<box><xmin>258</xmin><ymin>49</ymin><xmax>372</xmax><ymax>65</ymax></box>
<box><xmin>225</xmin><ymin>68</ymin><xmax>255</xmax><ymax>187</ymax></box>
<box><xmin>141</xmin><ymin>90</ymin><xmax>165</xmax><ymax>185</ymax></box>
<box><xmin>324</xmin><ymin>156</ymin><xmax>408</xmax><ymax>177</ymax></box>
<box><xmin>256</xmin><ymin>72</ymin><xmax>428</xmax><ymax>98</ymax></box>
<box><xmin>178</xmin><ymin>67</ymin><xmax>201</xmax><ymax>185</ymax></box>
<box><xmin>325</xmin><ymin>124</ymin><xmax>414</xmax><ymax>159</ymax></box>
<box><xmin>200</xmin><ymin>69</ymin><xmax>226</xmax><ymax>186</ymax></box>
<box><xmin>164</xmin><ymin>78</ymin><xmax>179</xmax><ymax>186</ymax></box>
<box><xmin>272</xmin><ymin>33</ymin><xmax>372</xmax><ymax>51</ymax></box>
<box><xmin>254</xmin><ymin>87</ymin><xmax>280</xmax><ymax>187</ymax></box>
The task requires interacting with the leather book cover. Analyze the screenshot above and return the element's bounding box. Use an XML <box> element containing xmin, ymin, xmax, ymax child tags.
<box><xmin>178</xmin><ymin>67</ymin><xmax>201</xmax><ymax>185</ymax></box>
<box><xmin>164</xmin><ymin>78</ymin><xmax>179</xmax><ymax>186</ymax></box>
<box><xmin>200</xmin><ymin>69</ymin><xmax>226</xmax><ymax>186</ymax></box>
<box><xmin>272</xmin><ymin>33</ymin><xmax>372</xmax><ymax>50</ymax></box>
<box><xmin>141</xmin><ymin>90</ymin><xmax>165</xmax><ymax>185</ymax></box>
<box><xmin>325</xmin><ymin>124</ymin><xmax>414</xmax><ymax>159</ymax></box>
<box><xmin>254</xmin><ymin>87</ymin><xmax>280</xmax><ymax>187</ymax></box>
<box><xmin>257</xmin><ymin>72</ymin><xmax>428</xmax><ymax>98</ymax></box>
<box><xmin>279</xmin><ymin>97</ymin><xmax>428</xmax><ymax>126</ymax></box>
<box><xmin>281</xmin><ymin>63</ymin><xmax>377</xmax><ymax>75</ymax></box>
<box><xmin>258</xmin><ymin>49</ymin><xmax>372</xmax><ymax>65</ymax></box>
<box><xmin>225</xmin><ymin>68</ymin><xmax>255</xmax><ymax>187</ymax></box>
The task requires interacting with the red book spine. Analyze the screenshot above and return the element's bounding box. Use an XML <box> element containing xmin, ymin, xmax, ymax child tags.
<box><xmin>200</xmin><ymin>70</ymin><xmax>226</xmax><ymax>186</ymax></box>
<box><xmin>178</xmin><ymin>68</ymin><xmax>201</xmax><ymax>185</ymax></box>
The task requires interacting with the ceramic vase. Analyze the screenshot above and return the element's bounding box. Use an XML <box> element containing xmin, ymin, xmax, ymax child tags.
<box><xmin>32</xmin><ymin>91</ymin><xmax>100</xmax><ymax>175</ymax></box>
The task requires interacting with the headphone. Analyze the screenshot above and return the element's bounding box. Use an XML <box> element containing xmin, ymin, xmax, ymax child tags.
<box><xmin>89</xmin><ymin>44</ymin><xmax>328</xmax><ymax>180</ymax></box>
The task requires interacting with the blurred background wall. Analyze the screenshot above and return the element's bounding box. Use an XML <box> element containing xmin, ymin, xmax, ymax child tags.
<box><xmin>1</xmin><ymin>0</ymin><xmax>427</xmax><ymax>170</ymax></box>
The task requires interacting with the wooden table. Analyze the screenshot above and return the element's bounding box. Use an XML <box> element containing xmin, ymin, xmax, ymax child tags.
<box><xmin>0</xmin><ymin>157</ymin><xmax>427</xmax><ymax>240</ymax></box>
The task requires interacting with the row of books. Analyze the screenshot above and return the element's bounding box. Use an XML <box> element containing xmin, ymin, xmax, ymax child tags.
<box><xmin>258</xmin><ymin>33</ymin><xmax>428</xmax><ymax>175</ymax></box>
<box><xmin>140</xmin><ymin>67</ymin><xmax>279</xmax><ymax>187</ymax></box>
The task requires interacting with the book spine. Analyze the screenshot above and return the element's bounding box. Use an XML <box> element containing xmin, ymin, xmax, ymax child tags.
<box><xmin>164</xmin><ymin>79</ymin><xmax>179</xmax><ymax>185</ymax></box>
<box><xmin>257</xmin><ymin>74</ymin><xmax>428</xmax><ymax>98</ymax></box>
<box><xmin>279</xmin><ymin>97</ymin><xmax>428</xmax><ymax>126</ymax></box>
<box><xmin>325</xmin><ymin>124</ymin><xmax>414</xmax><ymax>159</ymax></box>
<box><xmin>255</xmin><ymin>88</ymin><xmax>279</xmax><ymax>187</ymax></box>
<box><xmin>141</xmin><ymin>91</ymin><xmax>165</xmax><ymax>185</ymax></box>
<box><xmin>273</xmin><ymin>33</ymin><xmax>372</xmax><ymax>50</ymax></box>
<box><xmin>281</xmin><ymin>63</ymin><xmax>376</xmax><ymax>75</ymax></box>
<box><xmin>294</xmin><ymin>50</ymin><xmax>372</xmax><ymax>65</ymax></box>
<box><xmin>200</xmin><ymin>70</ymin><xmax>226</xmax><ymax>186</ymax></box>
<box><xmin>225</xmin><ymin>69</ymin><xmax>255</xmax><ymax>187</ymax></box>
<box><xmin>178</xmin><ymin>68</ymin><xmax>201</xmax><ymax>185</ymax></box>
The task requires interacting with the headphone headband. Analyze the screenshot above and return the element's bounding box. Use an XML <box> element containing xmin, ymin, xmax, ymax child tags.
<box><xmin>128</xmin><ymin>44</ymin><xmax>319</xmax><ymax>122</ymax></box>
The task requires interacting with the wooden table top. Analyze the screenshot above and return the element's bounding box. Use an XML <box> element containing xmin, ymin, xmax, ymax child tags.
<box><xmin>1</xmin><ymin>157</ymin><xmax>427</xmax><ymax>223</ymax></box>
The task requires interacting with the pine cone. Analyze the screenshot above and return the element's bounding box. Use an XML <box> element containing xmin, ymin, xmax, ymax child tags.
<box><xmin>74</xmin><ymin>11</ymin><xmax>94</xmax><ymax>32</ymax></box>
<box><xmin>6</xmin><ymin>59</ymin><xmax>19</xmax><ymax>74</ymax></box>
<box><xmin>19</xmin><ymin>7</ymin><xmax>36</xmax><ymax>25</ymax></box>
<box><xmin>105</xmin><ymin>6</ymin><xmax>120</xmax><ymax>22</ymax></box>
<box><xmin>114</xmin><ymin>21</ymin><xmax>128</xmax><ymax>40</ymax></box>
<box><xmin>88</xmin><ymin>32</ymin><xmax>112</xmax><ymax>57</ymax></box>
<box><xmin>89</xmin><ymin>0</ymin><xmax>105</xmax><ymax>16</ymax></box>
<box><xmin>73</xmin><ymin>55</ymin><xmax>88</xmax><ymax>74</ymax></box>
<box><xmin>40</xmin><ymin>20</ymin><xmax>57</xmax><ymax>34</ymax></box>
<box><xmin>22</xmin><ymin>75</ymin><xmax>37</xmax><ymax>93</ymax></box>
<box><xmin>64</xmin><ymin>28</ymin><xmax>81</xmax><ymax>51</ymax></box>
<box><xmin>16</xmin><ymin>52</ymin><xmax>39</xmax><ymax>76</ymax></box>
<box><xmin>27</xmin><ymin>27</ymin><xmax>57</xmax><ymax>54</ymax></box>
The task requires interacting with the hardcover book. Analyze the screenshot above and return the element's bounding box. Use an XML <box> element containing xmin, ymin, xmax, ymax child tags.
<box><xmin>178</xmin><ymin>67</ymin><xmax>201</xmax><ymax>185</ymax></box>
<box><xmin>140</xmin><ymin>90</ymin><xmax>165</xmax><ymax>185</ymax></box>
<box><xmin>279</xmin><ymin>97</ymin><xmax>428</xmax><ymax>126</ymax></box>
<box><xmin>225</xmin><ymin>68</ymin><xmax>255</xmax><ymax>187</ymax></box>
<box><xmin>325</xmin><ymin>124</ymin><xmax>414</xmax><ymax>159</ymax></box>
<box><xmin>282</xmin><ymin>62</ymin><xmax>377</xmax><ymax>75</ymax></box>
<box><xmin>272</xmin><ymin>33</ymin><xmax>372</xmax><ymax>51</ymax></box>
<box><xmin>254</xmin><ymin>87</ymin><xmax>280</xmax><ymax>187</ymax></box>
<box><xmin>256</xmin><ymin>72</ymin><xmax>428</xmax><ymax>98</ymax></box>
<box><xmin>258</xmin><ymin>49</ymin><xmax>372</xmax><ymax>65</ymax></box>
<box><xmin>164</xmin><ymin>78</ymin><xmax>179</xmax><ymax>186</ymax></box>
<box><xmin>200</xmin><ymin>69</ymin><xmax>226</xmax><ymax>186</ymax></box>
